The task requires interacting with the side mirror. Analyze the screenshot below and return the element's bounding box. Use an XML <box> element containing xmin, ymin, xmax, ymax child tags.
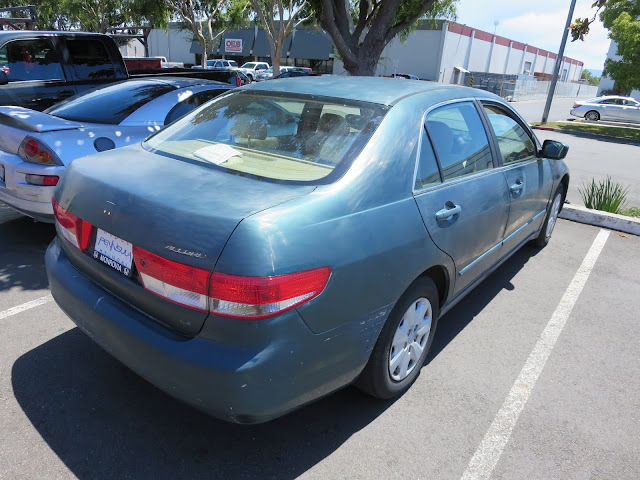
<box><xmin>0</xmin><ymin>70</ymin><xmax>8</xmax><ymax>85</ymax></box>
<box><xmin>540</xmin><ymin>139</ymin><xmax>569</xmax><ymax>160</ymax></box>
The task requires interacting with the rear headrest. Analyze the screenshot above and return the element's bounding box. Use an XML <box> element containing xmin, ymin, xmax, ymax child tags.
<box><xmin>317</xmin><ymin>113</ymin><xmax>350</xmax><ymax>135</ymax></box>
<box><xmin>228</xmin><ymin>114</ymin><xmax>267</xmax><ymax>140</ymax></box>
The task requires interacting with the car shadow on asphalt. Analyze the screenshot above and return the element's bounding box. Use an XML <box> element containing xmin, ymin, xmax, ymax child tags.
<box><xmin>11</xmin><ymin>245</ymin><xmax>539</xmax><ymax>480</ymax></box>
<box><xmin>0</xmin><ymin>215</ymin><xmax>55</xmax><ymax>292</ymax></box>
<box><xmin>426</xmin><ymin>244</ymin><xmax>538</xmax><ymax>362</ymax></box>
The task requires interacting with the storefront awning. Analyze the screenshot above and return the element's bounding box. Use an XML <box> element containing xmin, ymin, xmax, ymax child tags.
<box><xmin>190</xmin><ymin>41</ymin><xmax>202</xmax><ymax>55</ymax></box>
<box><xmin>454</xmin><ymin>66</ymin><xmax>470</xmax><ymax>73</ymax></box>
<box><xmin>189</xmin><ymin>37</ymin><xmax>223</xmax><ymax>55</ymax></box>
<box><xmin>253</xmin><ymin>30</ymin><xmax>293</xmax><ymax>57</ymax></box>
<box><xmin>290</xmin><ymin>30</ymin><xmax>333</xmax><ymax>60</ymax></box>
<box><xmin>220</xmin><ymin>29</ymin><xmax>255</xmax><ymax>57</ymax></box>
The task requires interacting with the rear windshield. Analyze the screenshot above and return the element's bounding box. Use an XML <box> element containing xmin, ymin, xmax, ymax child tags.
<box><xmin>143</xmin><ymin>91</ymin><xmax>387</xmax><ymax>184</ymax></box>
<box><xmin>46</xmin><ymin>80</ymin><xmax>175</xmax><ymax>124</ymax></box>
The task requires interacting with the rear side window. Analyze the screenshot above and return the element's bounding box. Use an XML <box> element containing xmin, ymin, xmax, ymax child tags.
<box><xmin>164</xmin><ymin>89</ymin><xmax>228</xmax><ymax>125</ymax></box>
<box><xmin>66</xmin><ymin>39</ymin><xmax>116</xmax><ymax>80</ymax></box>
<box><xmin>0</xmin><ymin>39</ymin><xmax>64</xmax><ymax>81</ymax></box>
<box><xmin>48</xmin><ymin>80</ymin><xmax>175</xmax><ymax>124</ymax></box>
<box><xmin>426</xmin><ymin>102</ymin><xmax>493</xmax><ymax>181</ymax></box>
<box><xmin>415</xmin><ymin>127</ymin><xmax>441</xmax><ymax>189</ymax></box>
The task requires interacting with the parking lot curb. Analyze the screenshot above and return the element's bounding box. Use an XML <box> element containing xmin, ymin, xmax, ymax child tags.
<box><xmin>530</xmin><ymin>126</ymin><xmax>640</xmax><ymax>146</ymax></box>
<box><xmin>560</xmin><ymin>204</ymin><xmax>640</xmax><ymax>236</ymax></box>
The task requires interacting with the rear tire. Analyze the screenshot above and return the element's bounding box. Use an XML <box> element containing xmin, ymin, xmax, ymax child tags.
<box><xmin>585</xmin><ymin>110</ymin><xmax>600</xmax><ymax>121</ymax></box>
<box><xmin>533</xmin><ymin>185</ymin><xmax>564</xmax><ymax>248</ymax></box>
<box><xmin>356</xmin><ymin>277</ymin><xmax>439</xmax><ymax>399</ymax></box>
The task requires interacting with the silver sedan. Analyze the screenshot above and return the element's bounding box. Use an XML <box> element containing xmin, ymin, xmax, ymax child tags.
<box><xmin>0</xmin><ymin>77</ymin><xmax>233</xmax><ymax>222</ymax></box>
<box><xmin>570</xmin><ymin>95</ymin><xmax>640</xmax><ymax>122</ymax></box>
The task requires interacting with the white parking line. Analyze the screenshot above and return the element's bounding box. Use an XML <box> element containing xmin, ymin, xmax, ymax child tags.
<box><xmin>460</xmin><ymin>229</ymin><xmax>610</xmax><ymax>480</ymax></box>
<box><xmin>0</xmin><ymin>294</ymin><xmax>53</xmax><ymax>320</ymax></box>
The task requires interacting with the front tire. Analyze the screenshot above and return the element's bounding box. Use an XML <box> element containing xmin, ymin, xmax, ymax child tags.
<box><xmin>533</xmin><ymin>185</ymin><xmax>564</xmax><ymax>248</ymax></box>
<box><xmin>585</xmin><ymin>110</ymin><xmax>600</xmax><ymax>121</ymax></box>
<box><xmin>356</xmin><ymin>277</ymin><xmax>439</xmax><ymax>399</ymax></box>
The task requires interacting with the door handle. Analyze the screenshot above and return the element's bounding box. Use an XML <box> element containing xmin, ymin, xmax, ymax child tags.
<box><xmin>510</xmin><ymin>180</ymin><xmax>524</xmax><ymax>194</ymax></box>
<box><xmin>435</xmin><ymin>201</ymin><xmax>461</xmax><ymax>221</ymax></box>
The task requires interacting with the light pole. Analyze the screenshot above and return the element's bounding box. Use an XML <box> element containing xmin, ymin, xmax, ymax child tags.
<box><xmin>541</xmin><ymin>0</ymin><xmax>578</xmax><ymax>124</ymax></box>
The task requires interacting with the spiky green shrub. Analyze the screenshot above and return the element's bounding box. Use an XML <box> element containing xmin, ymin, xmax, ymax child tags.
<box><xmin>579</xmin><ymin>176</ymin><xmax>628</xmax><ymax>214</ymax></box>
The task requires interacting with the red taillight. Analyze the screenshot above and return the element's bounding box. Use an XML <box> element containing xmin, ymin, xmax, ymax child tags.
<box><xmin>26</xmin><ymin>174</ymin><xmax>59</xmax><ymax>186</ymax></box>
<box><xmin>573</xmin><ymin>103</ymin><xmax>582</xmax><ymax>108</ymax></box>
<box><xmin>209</xmin><ymin>268</ymin><xmax>332</xmax><ymax>319</ymax></box>
<box><xmin>133</xmin><ymin>247</ymin><xmax>211</xmax><ymax>312</ymax></box>
<box><xmin>52</xmin><ymin>197</ymin><xmax>92</xmax><ymax>251</ymax></box>
<box><xmin>18</xmin><ymin>136</ymin><xmax>62</xmax><ymax>166</ymax></box>
<box><xmin>132</xmin><ymin>245</ymin><xmax>331</xmax><ymax>319</ymax></box>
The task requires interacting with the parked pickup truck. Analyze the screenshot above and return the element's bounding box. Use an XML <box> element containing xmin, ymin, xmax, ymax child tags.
<box><xmin>0</xmin><ymin>31</ymin><xmax>240</xmax><ymax>110</ymax></box>
<box><xmin>236</xmin><ymin>61</ymin><xmax>270</xmax><ymax>81</ymax></box>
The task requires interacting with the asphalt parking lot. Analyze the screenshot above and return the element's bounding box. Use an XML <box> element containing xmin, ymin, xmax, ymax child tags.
<box><xmin>1</xmin><ymin>202</ymin><xmax>639</xmax><ymax>479</ymax></box>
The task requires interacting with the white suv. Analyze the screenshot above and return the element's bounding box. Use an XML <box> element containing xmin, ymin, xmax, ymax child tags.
<box><xmin>237</xmin><ymin>62</ymin><xmax>270</xmax><ymax>81</ymax></box>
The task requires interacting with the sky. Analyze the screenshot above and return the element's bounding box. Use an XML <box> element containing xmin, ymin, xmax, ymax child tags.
<box><xmin>455</xmin><ymin>0</ymin><xmax>610</xmax><ymax>72</ymax></box>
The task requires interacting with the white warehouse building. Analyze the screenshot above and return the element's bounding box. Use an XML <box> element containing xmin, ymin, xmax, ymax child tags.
<box><xmin>335</xmin><ymin>21</ymin><xmax>584</xmax><ymax>83</ymax></box>
<box><xmin>121</xmin><ymin>20</ymin><xmax>591</xmax><ymax>99</ymax></box>
<box><xmin>598</xmin><ymin>39</ymin><xmax>640</xmax><ymax>101</ymax></box>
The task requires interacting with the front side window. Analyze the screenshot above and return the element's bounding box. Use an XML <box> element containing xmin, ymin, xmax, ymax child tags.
<box><xmin>65</xmin><ymin>39</ymin><xmax>116</xmax><ymax>80</ymax></box>
<box><xmin>47</xmin><ymin>80</ymin><xmax>175</xmax><ymax>124</ymax></box>
<box><xmin>483</xmin><ymin>104</ymin><xmax>536</xmax><ymax>165</ymax></box>
<box><xmin>0</xmin><ymin>39</ymin><xmax>64</xmax><ymax>81</ymax></box>
<box><xmin>145</xmin><ymin>91</ymin><xmax>387</xmax><ymax>184</ymax></box>
<box><xmin>425</xmin><ymin>102</ymin><xmax>493</xmax><ymax>182</ymax></box>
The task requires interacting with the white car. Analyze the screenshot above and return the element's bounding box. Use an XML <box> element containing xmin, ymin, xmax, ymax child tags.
<box><xmin>570</xmin><ymin>95</ymin><xmax>640</xmax><ymax>122</ymax></box>
<box><xmin>0</xmin><ymin>78</ymin><xmax>233</xmax><ymax>222</ymax></box>
<box><xmin>236</xmin><ymin>62</ymin><xmax>270</xmax><ymax>81</ymax></box>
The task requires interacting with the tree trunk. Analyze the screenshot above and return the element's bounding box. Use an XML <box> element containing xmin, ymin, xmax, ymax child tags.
<box><xmin>343</xmin><ymin>42</ymin><xmax>385</xmax><ymax>76</ymax></box>
<box><xmin>272</xmin><ymin>37</ymin><xmax>284</xmax><ymax>76</ymax></box>
<box><xmin>201</xmin><ymin>44</ymin><xmax>208</xmax><ymax>68</ymax></box>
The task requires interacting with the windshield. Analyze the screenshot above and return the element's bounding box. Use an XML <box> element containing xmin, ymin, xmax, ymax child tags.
<box><xmin>143</xmin><ymin>91</ymin><xmax>387</xmax><ymax>184</ymax></box>
<box><xmin>241</xmin><ymin>63</ymin><xmax>257</xmax><ymax>69</ymax></box>
<box><xmin>47</xmin><ymin>80</ymin><xmax>175</xmax><ymax>124</ymax></box>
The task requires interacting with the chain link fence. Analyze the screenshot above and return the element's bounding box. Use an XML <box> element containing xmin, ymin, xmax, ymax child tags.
<box><xmin>463</xmin><ymin>72</ymin><xmax>598</xmax><ymax>101</ymax></box>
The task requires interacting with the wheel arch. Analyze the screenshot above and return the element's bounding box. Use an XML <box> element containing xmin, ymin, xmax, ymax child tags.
<box><xmin>417</xmin><ymin>265</ymin><xmax>450</xmax><ymax>310</ymax></box>
<box><xmin>559</xmin><ymin>173</ymin><xmax>569</xmax><ymax>211</ymax></box>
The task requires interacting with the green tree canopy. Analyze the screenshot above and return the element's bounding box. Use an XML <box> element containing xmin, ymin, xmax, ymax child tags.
<box><xmin>0</xmin><ymin>0</ymin><xmax>169</xmax><ymax>32</ymax></box>
<box><xmin>571</xmin><ymin>0</ymin><xmax>640</xmax><ymax>93</ymax></box>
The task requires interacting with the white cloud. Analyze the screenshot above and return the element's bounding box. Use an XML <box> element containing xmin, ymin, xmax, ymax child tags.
<box><xmin>455</xmin><ymin>0</ymin><xmax>610</xmax><ymax>70</ymax></box>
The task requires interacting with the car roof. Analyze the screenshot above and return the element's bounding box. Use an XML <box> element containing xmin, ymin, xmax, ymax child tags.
<box><xmin>121</xmin><ymin>77</ymin><xmax>231</xmax><ymax>88</ymax></box>
<box><xmin>596</xmin><ymin>95</ymin><xmax>635</xmax><ymax>100</ymax></box>
<box><xmin>0</xmin><ymin>30</ymin><xmax>111</xmax><ymax>41</ymax></box>
<box><xmin>242</xmin><ymin>76</ymin><xmax>497</xmax><ymax>106</ymax></box>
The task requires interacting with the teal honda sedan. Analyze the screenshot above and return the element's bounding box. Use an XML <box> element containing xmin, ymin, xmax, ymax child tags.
<box><xmin>46</xmin><ymin>77</ymin><xmax>569</xmax><ymax>424</ymax></box>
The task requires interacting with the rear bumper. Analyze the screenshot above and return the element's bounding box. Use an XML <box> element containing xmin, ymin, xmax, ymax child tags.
<box><xmin>46</xmin><ymin>238</ymin><xmax>373</xmax><ymax>423</ymax></box>
<box><xmin>0</xmin><ymin>151</ymin><xmax>61</xmax><ymax>222</ymax></box>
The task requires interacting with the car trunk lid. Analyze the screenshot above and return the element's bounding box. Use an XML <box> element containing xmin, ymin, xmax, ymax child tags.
<box><xmin>0</xmin><ymin>106</ymin><xmax>83</xmax><ymax>154</ymax></box>
<box><xmin>56</xmin><ymin>144</ymin><xmax>315</xmax><ymax>335</ymax></box>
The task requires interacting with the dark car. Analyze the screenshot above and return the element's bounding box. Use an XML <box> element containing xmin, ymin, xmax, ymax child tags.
<box><xmin>273</xmin><ymin>69</ymin><xmax>318</xmax><ymax>79</ymax></box>
<box><xmin>46</xmin><ymin>77</ymin><xmax>569</xmax><ymax>424</ymax></box>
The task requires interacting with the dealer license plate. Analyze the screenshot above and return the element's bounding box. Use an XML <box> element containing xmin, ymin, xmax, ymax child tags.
<box><xmin>93</xmin><ymin>228</ymin><xmax>134</xmax><ymax>277</ymax></box>
<box><xmin>0</xmin><ymin>164</ymin><xmax>5</xmax><ymax>184</ymax></box>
